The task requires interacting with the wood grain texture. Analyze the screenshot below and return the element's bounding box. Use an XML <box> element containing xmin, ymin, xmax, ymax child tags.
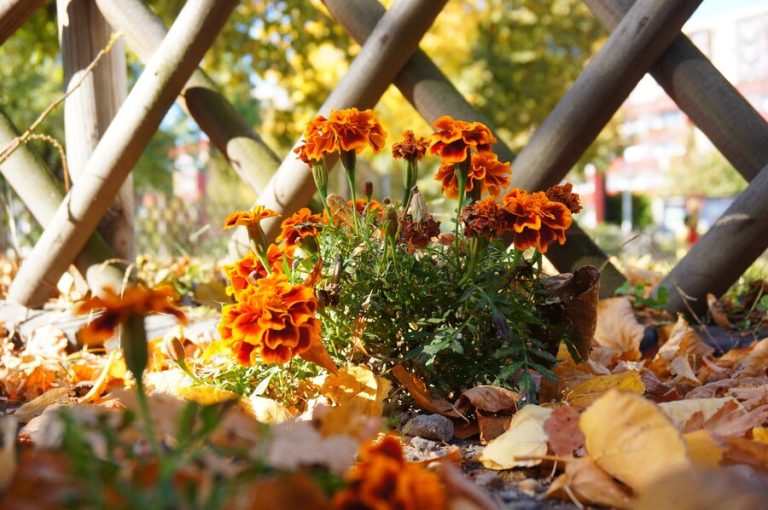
<box><xmin>0</xmin><ymin>0</ymin><xmax>45</xmax><ymax>46</ymax></box>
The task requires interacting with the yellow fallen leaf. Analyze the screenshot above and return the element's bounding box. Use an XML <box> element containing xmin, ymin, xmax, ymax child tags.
<box><xmin>78</xmin><ymin>351</ymin><xmax>119</xmax><ymax>404</ymax></box>
<box><xmin>479</xmin><ymin>405</ymin><xmax>552</xmax><ymax>469</ymax></box>
<box><xmin>579</xmin><ymin>389</ymin><xmax>690</xmax><ymax>491</ymax></box>
<box><xmin>312</xmin><ymin>365</ymin><xmax>390</xmax><ymax>417</ymax></box>
<box><xmin>565</xmin><ymin>371</ymin><xmax>644</xmax><ymax>409</ymax></box>
<box><xmin>683</xmin><ymin>429</ymin><xmax>724</xmax><ymax>467</ymax></box>
<box><xmin>594</xmin><ymin>297</ymin><xmax>644</xmax><ymax>359</ymax></box>
<box><xmin>733</xmin><ymin>337</ymin><xmax>768</xmax><ymax>377</ymax></box>
<box><xmin>752</xmin><ymin>426</ymin><xmax>768</xmax><ymax>444</ymax></box>
<box><xmin>657</xmin><ymin>315</ymin><xmax>713</xmax><ymax>363</ymax></box>
<box><xmin>177</xmin><ymin>385</ymin><xmax>240</xmax><ymax>405</ymax></box>
<box><xmin>243</xmin><ymin>395</ymin><xmax>294</xmax><ymax>424</ymax></box>
<box><xmin>658</xmin><ymin>397</ymin><xmax>736</xmax><ymax>428</ymax></box>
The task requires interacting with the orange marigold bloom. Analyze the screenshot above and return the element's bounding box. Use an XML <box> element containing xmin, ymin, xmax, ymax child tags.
<box><xmin>298</xmin><ymin>108</ymin><xmax>387</xmax><ymax>162</ymax></box>
<box><xmin>223</xmin><ymin>244</ymin><xmax>295</xmax><ymax>299</ymax></box>
<box><xmin>76</xmin><ymin>286</ymin><xmax>186</xmax><ymax>345</ymax></box>
<box><xmin>545</xmin><ymin>183</ymin><xmax>583</xmax><ymax>214</ymax></box>
<box><xmin>219</xmin><ymin>273</ymin><xmax>320</xmax><ymax>366</ymax></box>
<box><xmin>276</xmin><ymin>208</ymin><xmax>324</xmax><ymax>247</ymax></box>
<box><xmin>333</xmin><ymin>435</ymin><xmax>447</xmax><ymax>510</ymax></box>
<box><xmin>460</xmin><ymin>198</ymin><xmax>511</xmax><ymax>239</ymax></box>
<box><xmin>328</xmin><ymin>108</ymin><xmax>387</xmax><ymax>154</ymax></box>
<box><xmin>223</xmin><ymin>206</ymin><xmax>279</xmax><ymax>229</ymax></box>
<box><xmin>503</xmin><ymin>189</ymin><xmax>572</xmax><ymax>253</ymax></box>
<box><xmin>429</xmin><ymin>116</ymin><xmax>496</xmax><ymax>164</ymax></box>
<box><xmin>391</xmin><ymin>130</ymin><xmax>430</xmax><ymax>161</ymax></box>
<box><xmin>434</xmin><ymin>152</ymin><xmax>511</xmax><ymax>199</ymax></box>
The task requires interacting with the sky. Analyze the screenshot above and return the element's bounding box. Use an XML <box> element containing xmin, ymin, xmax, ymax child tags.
<box><xmin>690</xmin><ymin>0</ymin><xmax>768</xmax><ymax>20</ymax></box>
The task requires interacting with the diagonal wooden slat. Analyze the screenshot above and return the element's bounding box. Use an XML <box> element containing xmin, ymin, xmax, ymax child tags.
<box><xmin>324</xmin><ymin>0</ymin><xmax>626</xmax><ymax>297</ymax></box>
<box><xmin>95</xmin><ymin>0</ymin><xmax>281</xmax><ymax>192</ymax></box>
<box><xmin>508</xmin><ymin>0</ymin><xmax>703</xmax><ymax>193</ymax></box>
<box><xmin>0</xmin><ymin>0</ymin><xmax>45</xmax><ymax>46</ymax></box>
<box><xmin>255</xmin><ymin>0</ymin><xmax>448</xmax><ymax>242</ymax></box>
<box><xmin>8</xmin><ymin>0</ymin><xmax>239</xmax><ymax>307</ymax></box>
<box><xmin>0</xmin><ymin>108</ymin><xmax>125</xmax><ymax>293</ymax></box>
<box><xmin>660</xmin><ymin>163</ymin><xmax>768</xmax><ymax>315</ymax></box>
<box><xmin>586</xmin><ymin>0</ymin><xmax>768</xmax><ymax>180</ymax></box>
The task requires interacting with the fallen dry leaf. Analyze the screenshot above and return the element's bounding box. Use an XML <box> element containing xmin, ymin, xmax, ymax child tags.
<box><xmin>683</xmin><ymin>429</ymin><xmax>724</xmax><ymax>468</ymax></box>
<box><xmin>266</xmin><ymin>421</ymin><xmax>358</xmax><ymax>476</ymax></box>
<box><xmin>13</xmin><ymin>388</ymin><xmax>74</xmax><ymax>423</ymax></box>
<box><xmin>546</xmin><ymin>458</ymin><xmax>631</xmax><ymax>509</ymax></box>
<box><xmin>733</xmin><ymin>337</ymin><xmax>768</xmax><ymax>378</ymax></box>
<box><xmin>225</xmin><ymin>473</ymin><xmax>332</xmax><ymax>510</ymax></box>
<box><xmin>565</xmin><ymin>370</ymin><xmax>644</xmax><ymax>409</ymax></box>
<box><xmin>437</xmin><ymin>462</ymin><xmax>502</xmax><ymax>510</ymax></box>
<box><xmin>311</xmin><ymin>365</ymin><xmax>391</xmax><ymax>417</ymax></box>
<box><xmin>632</xmin><ymin>467</ymin><xmax>768</xmax><ymax>510</ymax></box>
<box><xmin>594</xmin><ymin>297</ymin><xmax>644</xmax><ymax>360</ymax></box>
<box><xmin>753</xmin><ymin>426</ymin><xmax>768</xmax><ymax>443</ymax></box>
<box><xmin>658</xmin><ymin>397</ymin><xmax>736</xmax><ymax>429</ymax></box>
<box><xmin>543</xmin><ymin>406</ymin><xmax>584</xmax><ymax>456</ymax></box>
<box><xmin>707</xmin><ymin>293</ymin><xmax>734</xmax><ymax>329</ymax></box>
<box><xmin>579</xmin><ymin>389</ymin><xmax>690</xmax><ymax>491</ymax></box>
<box><xmin>479</xmin><ymin>405</ymin><xmax>552</xmax><ymax>470</ymax></box>
<box><xmin>0</xmin><ymin>417</ymin><xmax>16</xmax><ymax>493</ymax></box>
<box><xmin>722</xmin><ymin>436</ymin><xmax>768</xmax><ymax>472</ymax></box>
<box><xmin>457</xmin><ymin>386</ymin><xmax>519</xmax><ymax>414</ymax></box>
<box><xmin>392</xmin><ymin>364</ymin><xmax>460</xmax><ymax>418</ymax></box>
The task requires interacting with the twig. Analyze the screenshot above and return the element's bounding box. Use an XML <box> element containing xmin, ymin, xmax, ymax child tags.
<box><xmin>28</xmin><ymin>133</ymin><xmax>70</xmax><ymax>191</ymax></box>
<box><xmin>0</xmin><ymin>32</ymin><xmax>124</xmax><ymax>166</ymax></box>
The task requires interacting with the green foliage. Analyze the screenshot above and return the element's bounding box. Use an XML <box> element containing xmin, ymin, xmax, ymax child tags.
<box><xmin>616</xmin><ymin>282</ymin><xmax>668</xmax><ymax>310</ymax></box>
<box><xmin>605</xmin><ymin>193</ymin><xmax>653</xmax><ymax>229</ymax></box>
<box><xmin>309</xmin><ymin>211</ymin><xmax>566</xmax><ymax>398</ymax></box>
<box><xmin>670</xmin><ymin>151</ymin><xmax>747</xmax><ymax>198</ymax></box>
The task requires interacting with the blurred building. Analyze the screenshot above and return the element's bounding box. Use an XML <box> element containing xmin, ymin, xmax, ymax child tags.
<box><xmin>583</xmin><ymin>3</ymin><xmax>768</xmax><ymax>235</ymax></box>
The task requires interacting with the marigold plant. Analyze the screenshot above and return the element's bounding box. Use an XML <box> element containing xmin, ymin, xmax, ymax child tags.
<box><xmin>218</xmin><ymin>109</ymin><xmax>584</xmax><ymax>400</ymax></box>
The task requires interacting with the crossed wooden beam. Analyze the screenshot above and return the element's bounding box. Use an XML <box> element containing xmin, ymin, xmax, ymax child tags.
<box><xmin>3</xmin><ymin>0</ymin><xmax>768</xmax><ymax>318</ymax></box>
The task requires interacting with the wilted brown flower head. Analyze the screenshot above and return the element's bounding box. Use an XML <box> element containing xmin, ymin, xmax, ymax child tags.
<box><xmin>391</xmin><ymin>130</ymin><xmax>430</xmax><ymax>161</ymax></box>
<box><xmin>545</xmin><ymin>183</ymin><xmax>583</xmax><ymax>214</ymax></box>
<box><xmin>400</xmin><ymin>214</ymin><xmax>441</xmax><ymax>251</ymax></box>
<box><xmin>459</xmin><ymin>198</ymin><xmax>511</xmax><ymax>239</ymax></box>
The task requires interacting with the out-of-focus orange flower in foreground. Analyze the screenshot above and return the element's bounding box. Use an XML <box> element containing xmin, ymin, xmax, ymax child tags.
<box><xmin>219</xmin><ymin>273</ymin><xmax>320</xmax><ymax>366</ymax></box>
<box><xmin>333</xmin><ymin>435</ymin><xmax>447</xmax><ymax>510</ymax></box>
<box><xmin>429</xmin><ymin>116</ymin><xmax>496</xmax><ymax>164</ymax></box>
<box><xmin>76</xmin><ymin>286</ymin><xmax>186</xmax><ymax>345</ymax></box>
<box><xmin>503</xmin><ymin>189</ymin><xmax>572</xmax><ymax>253</ymax></box>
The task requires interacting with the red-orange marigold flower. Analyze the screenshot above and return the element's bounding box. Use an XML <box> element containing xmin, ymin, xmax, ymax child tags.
<box><xmin>223</xmin><ymin>206</ymin><xmax>279</xmax><ymax>229</ymax></box>
<box><xmin>429</xmin><ymin>116</ymin><xmax>496</xmax><ymax>164</ymax></box>
<box><xmin>434</xmin><ymin>152</ymin><xmax>511</xmax><ymax>199</ymax></box>
<box><xmin>391</xmin><ymin>130</ymin><xmax>430</xmax><ymax>161</ymax></box>
<box><xmin>460</xmin><ymin>198</ymin><xmax>511</xmax><ymax>239</ymax></box>
<box><xmin>222</xmin><ymin>243</ymin><xmax>295</xmax><ymax>299</ymax></box>
<box><xmin>503</xmin><ymin>189</ymin><xmax>572</xmax><ymax>253</ymax></box>
<box><xmin>298</xmin><ymin>108</ymin><xmax>387</xmax><ymax>162</ymax></box>
<box><xmin>219</xmin><ymin>273</ymin><xmax>320</xmax><ymax>366</ymax></box>
<box><xmin>276</xmin><ymin>208</ymin><xmax>324</xmax><ymax>247</ymax></box>
<box><xmin>545</xmin><ymin>183</ymin><xmax>583</xmax><ymax>214</ymax></box>
<box><xmin>76</xmin><ymin>286</ymin><xmax>186</xmax><ymax>345</ymax></box>
<box><xmin>328</xmin><ymin>108</ymin><xmax>387</xmax><ymax>154</ymax></box>
<box><xmin>333</xmin><ymin>435</ymin><xmax>447</xmax><ymax>510</ymax></box>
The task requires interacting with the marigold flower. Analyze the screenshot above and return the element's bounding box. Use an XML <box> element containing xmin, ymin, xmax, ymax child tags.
<box><xmin>460</xmin><ymin>198</ymin><xmax>511</xmax><ymax>239</ymax></box>
<box><xmin>76</xmin><ymin>285</ymin><xmax>186</xmax><ymax>345</ymax></box>
<box><xmin>545</xmin><ymin>183</ymin><xmax>583</xmax><ymax>214</ymax></box>
<box><xmin>333</xmin><ymin>435</ymin><xmax>447</xmax><ymax>510</ymax></box>
<box><xmin>298</xmin><ymin>108</ymin><xmax>387</xmax><ymax>162</ymax></box>
<box><xmin>276</xmin><ymin>208</ymin><xmax>324</xmax><ymax>247</ymax></box>
<box><xmin>392</xmin><ymin>130</ymin><xmax>430</xmax><ymax>161</ymax></box>
<box><xmin>223</xmin><ymin>244</ymin><xmax>295</xmax><ymax>299</ymax></box>
<box><xmin>429</xmin><ymin>116</ymin><xmax>496</xmax><ymax>164</ymax></box>
<box><xmin>223</xmin><ymin>206</ymin><xmax>279</xmax><ymax>229</ymax></box>
<box><xmin>503</xmin><ymin>189</ymin><xmax>572</xmax><ymax>253</ymax></box>
<box><xmin>219</xmin><ymin>273</ymin><xmax>320</xmax><ymax>366</ymax></box>
<box><xmin>300</xmin><ymin>115</ymin><xmax>337</xmax><ymax>161</ymax></box>
<box><xmin>434</xmin><ymin>152</ymin><xmax>511</xmax><ymax>199</ymax></box>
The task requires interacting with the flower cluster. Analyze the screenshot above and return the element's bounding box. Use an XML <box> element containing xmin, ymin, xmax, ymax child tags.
<box><xmin>295</xmin><ymin>107</ymin><xmax>387</xmax><ymax>163</ymax></box>
<box><xmin>333</xmin><ymin>436</ymin><xmax>447</xmax><ymax>510</ymax></box>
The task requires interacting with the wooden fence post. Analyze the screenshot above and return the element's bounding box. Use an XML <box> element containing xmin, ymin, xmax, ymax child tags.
<box><xmin>0</xmin><ymin>0</ymin><xmax>45</xmax><ymax>46</ymax></box>
<box><xmin>8</xmin><ymin>0</ymin><xmax>238</xmax><ymax>307</ymax></box>
<box><xmin>585</xmin><ymin>0</ymin><xmax>768</xmax><ymax>181</ymax></box>
<box><xmin>660</xmin><ymin>164</ymin><xmax>768</xmax><ymax>316</ymax></box>
<box><xmin>58</xmin><ymin>0</ymin><xmax>134</xmax><ymax>260</ymax></box>
<box><xmin>0</xmin><ymin>109</ymin><xmax>125</xmax><ymax>294</ymax></box>
<box><xmin>94</xmin><ymin>0</ymin><xmax>281</xmax><ymax>192</ymax></box>
<box><xmin>253</xmin><ymin>0</ymin><xmax>448</xmax><ymax>243</ymax></box>
<box><xmin>324</xmin><ymin>0</ymin><xmax>626</xmax><ymax>296</ymax></box>
<box><xmin>508</xmin><ymin>0</ymin><xmax>703</xmax><ymax>192</ymax></box>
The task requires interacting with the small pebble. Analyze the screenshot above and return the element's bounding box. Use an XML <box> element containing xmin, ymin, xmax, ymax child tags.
<box><xmin>402</xmin><ymin>413</ymin><xmax>455</xmax><ymax>442</ymax></box>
